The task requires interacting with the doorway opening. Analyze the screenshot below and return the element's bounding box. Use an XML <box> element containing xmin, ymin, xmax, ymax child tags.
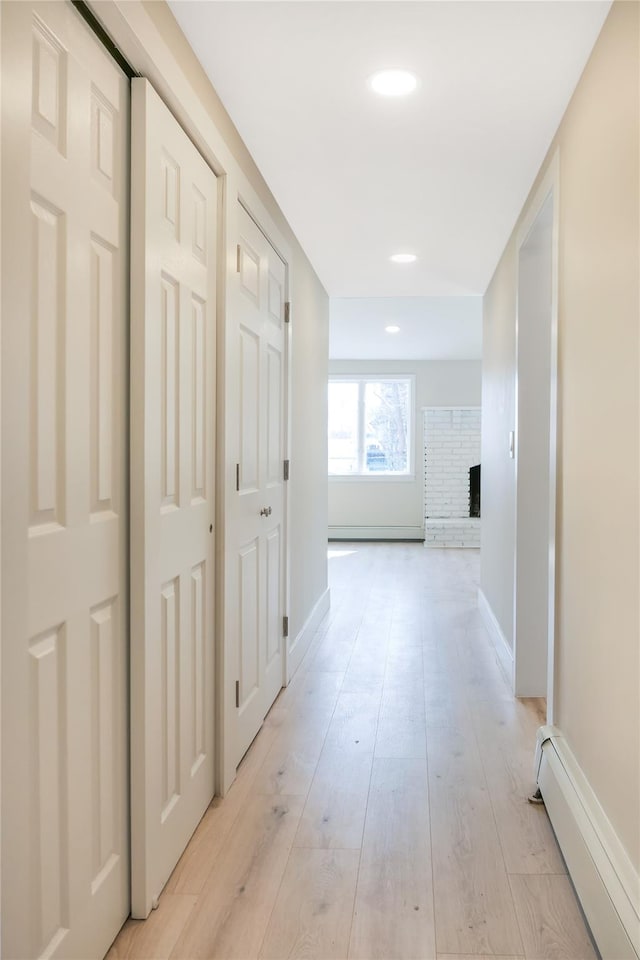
<box><xmin>513</xmin><ymin>158</ymin><xmax>559</xmax><ymax>713</ymax></box>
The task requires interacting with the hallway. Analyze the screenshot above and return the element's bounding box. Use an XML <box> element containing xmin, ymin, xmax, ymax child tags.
<box><xmin>108</xmin><ymin>544</ymin><xmax>596</xmax><ymax>960</ymax></box>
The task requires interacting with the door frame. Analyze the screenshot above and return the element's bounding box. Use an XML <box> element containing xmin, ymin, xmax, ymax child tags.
<box><xmin>0</xmin><ymin>6</ymin><xmax>4</xmax><ymax>939</ymax></box>
<box><xmin>512</xmin><ymin>150</ymin><xmax>560</xmax><ymax>720</ymax></box>
<box><xmin>85</xmin><ymin>0</ymin><xmax>294</xmax><ymax>796</ymax></box>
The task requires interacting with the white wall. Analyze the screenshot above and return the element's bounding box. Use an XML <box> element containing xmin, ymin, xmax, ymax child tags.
<box><xmin>289</xmin><ymin>263</ymin><xmax>329</xmax><ymax>635</ymax></box>
<box><xmin>513</xmin><ymin>194</ymin><xmax>554</xmax><ymax>697</ymax></box>
<box><xmin>328</xmin><ymin>359</ymin><xmax>481</xmax><ymax>538</ymax></box>
<box><xmin>481</xmin><ymin>0</ymin><xmax>639</xmax><ymax>874</ymax></box>
<box><xmin>481</xmin><ymin>243</ymin><xmax>517</xmax><ymax>645</ymax></box>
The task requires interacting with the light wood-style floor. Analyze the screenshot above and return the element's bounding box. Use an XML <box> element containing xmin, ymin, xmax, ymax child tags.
<box><xmin>108</xmin><ymin>544</ymin><xmax>598</xmax><ymax>960</ymax></box>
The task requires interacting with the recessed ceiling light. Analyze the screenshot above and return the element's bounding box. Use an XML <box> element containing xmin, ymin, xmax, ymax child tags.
<box><xmin>385</xmin><ymin>325</ymin><xmax>400</xmax><ymax>334</ymax></box>
<box><xmin>390</xmin><ymin>253</ymin><xmax>417</xmax><ymax>264</ymax></box>
<box><xmin>369</xmin><ymin>69</ymin><xmax>418</xmax><ymax>97</ymax></box>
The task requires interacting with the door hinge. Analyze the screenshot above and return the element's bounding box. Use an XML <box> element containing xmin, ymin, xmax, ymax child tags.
<box><xmin>284</xmin><ymin>301</ymin><xmax>291</xmax><ymax>324</ymax></box>
<box><xmin>235</xmin><ymin>680</ymin><xmax>240</xmax><ymax>708</ymax></box>
<box><xmin>283</xmin><ymin>459</ymin><xmax>290</xmax><ymax>482</ymax></box>
<box><xmin>283</xmin><ymin>615</ymin><xmax>289</xmax><ymax>639</ymax></box>
<box><xmin>235</xmin><ymin>463</ymin><xmax>240</xmax><ymax>491</ymax></box>
<box><xmin>236</xmin><ymin>244</ymin><xmax>241</xmax><ymax>273</ymax></box>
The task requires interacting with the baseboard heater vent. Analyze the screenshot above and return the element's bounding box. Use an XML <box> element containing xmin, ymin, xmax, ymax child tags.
<box><xmin>328</xmin><ymin>525</ymin><xmax>424</xmax><ymax>541</ymax></box>
<box><xmin>535</xmin><ymin>726</ymin><xmax>640</xmax><ymax>960</ymax></box>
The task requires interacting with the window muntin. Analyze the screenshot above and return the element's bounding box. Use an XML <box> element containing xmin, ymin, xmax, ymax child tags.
<box><xmin>328</xmin><ymin>376</ymin><xmax>413</xmax><ymax>477</ymax></box>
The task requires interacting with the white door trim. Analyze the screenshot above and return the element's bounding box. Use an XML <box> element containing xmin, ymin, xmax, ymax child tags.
<box><xmin>86</xmin><ymin>0</ymin><xmax>294</xmax><ymax>795</ymax></box>
<box><xmin>513</xmin><ymin>149</ymin><xmax>560</xmax><ymax>719</ymax></box>
<box><xmin>0</xmin><ymin>9</ymin><xmax>4</xmax><ymax>951</ymax></box>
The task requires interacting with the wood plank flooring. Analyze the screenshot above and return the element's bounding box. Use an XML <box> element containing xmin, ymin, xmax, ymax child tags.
<box><xmin>108</xmin><ymin>544</ymin><xmax>597</xmax><ymax>960</ymax></box>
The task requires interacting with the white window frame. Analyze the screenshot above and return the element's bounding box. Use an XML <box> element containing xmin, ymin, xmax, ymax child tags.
<box><xmin>328</xmin><ymin>374</ymin><xmax>415</xmax><ymax>481</ymax></box>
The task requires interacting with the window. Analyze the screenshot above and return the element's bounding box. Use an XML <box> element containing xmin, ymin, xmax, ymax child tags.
<box><xmin>328</xmin><ymin>376</ymin><xmax>413</xmax><ymax>477</ymax></box>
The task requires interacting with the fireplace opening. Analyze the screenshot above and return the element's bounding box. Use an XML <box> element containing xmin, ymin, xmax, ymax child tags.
<box><xmin>469</xmin><ymin>464</ymin><xmax>481</xmax><ymax>518</ymax></box>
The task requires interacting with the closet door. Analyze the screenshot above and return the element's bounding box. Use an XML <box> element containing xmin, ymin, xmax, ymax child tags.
<box><xmin>1</xmin><ymin>3</ymin><xmax>129</xmax><ymax>957</ymax></box>
<box><xmin>231</xmin><ymin>204</ymin><xmax>287</xmax><ymax>767</ymax></box>
<box><xmin>130</xmin><ymin>78</ymin><xmax>217</xmax><ymax>919</ymax></box>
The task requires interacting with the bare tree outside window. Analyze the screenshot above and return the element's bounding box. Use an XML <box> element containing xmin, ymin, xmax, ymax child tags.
<box><xmin>364</xmin><ymin>381</ymin><xmax>409</xmax><ymax>472</ymax></box>
<box><xmin>328</xmin><ymin>377</ymin><xmax>412</xmax><ymax>476</ymax></box>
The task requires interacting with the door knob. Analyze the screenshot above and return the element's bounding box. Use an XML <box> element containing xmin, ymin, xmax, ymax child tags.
<box><xmin>260</xmin><ymin>506</ymin><xmax>272</xmax><ymax>517</ymax></box>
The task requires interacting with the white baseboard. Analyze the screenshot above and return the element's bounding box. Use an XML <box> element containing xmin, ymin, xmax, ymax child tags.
<box><xmin>536</xmin><ymin>726</ymin><xmax>640</xmax><ymax>959</ymax></box>
<box><xmin>477</xmin><ymin>587</ymin><xmax>514</xmax><ymax>687</ymax></box>
<box><xmin>286</xmin><ymin>587</ymin><xmax>330</xmax><ymax>682</ymax></box>
<box><xmin>328</xmin><ymin>525</ymin><xmax>423</xmax><ymax>541</ymax></box>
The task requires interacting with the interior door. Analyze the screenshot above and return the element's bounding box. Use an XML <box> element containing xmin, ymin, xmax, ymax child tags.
<box><xmin>130</xmin><ymin>78</ymin><xmax>217</xmax><ymax>919</ymax></box>
<box><xmin>233</xmin><ymin>204</ymin><xmax>287</xmax><ymax>766</ymax></box>
<box><xmin>1</xmin><ymin>3</ymin><xmax>129</xmax><ymax>957</ymax></box>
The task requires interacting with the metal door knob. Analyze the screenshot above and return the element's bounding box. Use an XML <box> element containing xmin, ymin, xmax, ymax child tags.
<box><xmin>260</xmin><ymin>506</ymin><xmax>272</xmax><ymax>517</ymax></box>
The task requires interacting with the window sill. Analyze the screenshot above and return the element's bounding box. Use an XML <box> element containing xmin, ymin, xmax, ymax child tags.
<box><xmin>329</xmin><ymin>473</ymin><xmax>416</xmax><ymax>483</ymax></box>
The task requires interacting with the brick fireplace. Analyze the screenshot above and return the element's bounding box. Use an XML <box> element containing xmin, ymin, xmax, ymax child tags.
<box><xmin>423</xmin><ymin>407</ymin><xmax>481</xmax><ymax>547</ymax></box>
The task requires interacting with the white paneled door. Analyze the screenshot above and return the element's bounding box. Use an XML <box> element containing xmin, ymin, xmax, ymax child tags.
<box><xmin>130</xmin><ymin>79</ymin><xmax>217</xmax><ymax>919</ymax></box>
<box><xmin>1</xmin><ymin>3</ymin><xmax>129</xmax><ymax>957</ymax></box>
<box><xmin>232</xmin><ymin>205</ymin><xmax>288</xmax><ymax>767</ymax></box>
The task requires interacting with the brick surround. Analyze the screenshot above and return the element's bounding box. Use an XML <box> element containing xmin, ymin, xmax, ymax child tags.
<box><xmin>423</xmin><ymin>407</ymin><xmax>481</xmax><ymax>547</ymax></box>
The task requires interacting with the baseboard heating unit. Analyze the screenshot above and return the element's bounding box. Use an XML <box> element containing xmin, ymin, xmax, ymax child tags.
<box><xmin>535</xmin><ymin>726</ymin><xmax>640</xmax><ymax>960</ymax></box>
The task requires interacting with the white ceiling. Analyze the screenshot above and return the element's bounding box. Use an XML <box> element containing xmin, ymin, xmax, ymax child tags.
<box><xmin>330</xmin><ymin>296</ymin><xmax>482</xmax><ymax>359</ymax></box>
<box><xmin>169</xmin><ymin>0</ymin><xmax>609</xmax><ymax>302</ymax></box>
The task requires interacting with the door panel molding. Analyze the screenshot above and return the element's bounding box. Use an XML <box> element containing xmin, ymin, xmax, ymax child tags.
<box><xmin>2</xmin><ymin>4</ymin><xmax>129</xmax><ymax>956</ymax></box>
<box><xmin>226</xmin><ymin>203</ymin><xmax>290</xmax><ymax>778</ymax></box>
<box><xmin>130</xmin><ymin>77</ymin><xmax>217</xmax><ymax>919</ymax></box>
<box><xmin>84</xmin><ymin>0</ymin><xmax>296</xmax><ymax>797</ymax></box>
